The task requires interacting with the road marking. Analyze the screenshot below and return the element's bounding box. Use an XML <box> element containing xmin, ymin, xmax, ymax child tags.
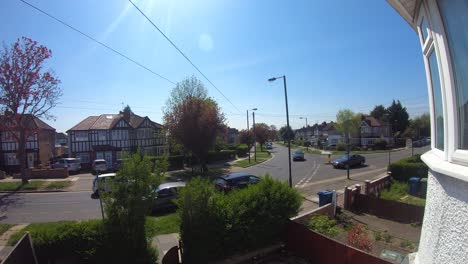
<box><xmin>295</xmin><ymin>160</ymin><xmax>317</xmax><ymax>188</ymax></box>
<box><xmin>297</xmin><ymin>168</ymin><xmax>387</xmax><ymax>189</ymax></box>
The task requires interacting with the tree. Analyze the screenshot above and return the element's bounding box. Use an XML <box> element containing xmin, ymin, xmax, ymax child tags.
<box><xmin>269</xmin><ymin>125</ymin><xmax>278</xmax><ymax>141</ymax></box>
<box><xmin>123</xmin><ymin>104</ymin><xmax>133</xmax><ymax>114</ymax></box>
<box><xmin>0</xmin><ymin>37</ymin><xmax>62</xmax><ymax>183</ymax></box>
<box><xmin>370</xmin><ymin>105</ymin><xmax>387</xmax><ymax>121</ymax></box>
<box><xmin>403</xmin><ymin>113</ymin><xmax>430</xmax><ymax>139</ymax></box>
<box><xmin>238</xmin><ymin>129</ymin><xmax>254</xmax><ymax>146</ymax></box>
<box><xmin>386</xmin><ymin>100</ymin><xmax>410</xmax><ymax>136</ymax></box>
<box><xmin>163</xmin><ymin>77</ymin><xmax>225</xmax><ymax>173</ymax></box>
<box><xmin>253</xmin><ymin>123</ymin><xmax>270</xmax><ymax>151</ymax></box>
<box><xmin>279</xmin><ymin>125</ymin><xmax>294</xmax><ymax>142</ymax></box>
<box><xmin>103</xmin><ymin>152</ymin><xmax>165</xmax><ymax>263</ymax></box>
<box><xmin>335</xmin><ymin>109</ymin><xmax>361</xmax><ymax>140</ymax></box>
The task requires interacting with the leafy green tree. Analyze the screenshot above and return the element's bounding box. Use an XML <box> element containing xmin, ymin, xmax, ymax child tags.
<box><xmin>403</xmin><ymin>113</ymin><xmax>430</xmax><ymax>139</ymax></box>
<box><xmin>102</xmin><ymin>152</ymin><xmax>166</xmax><ymax>264</ymax></box>
<box><xmin>253</xmin><ymin>123</ymin><xmax>270</xmax><ymax>151</ymax></box>
<box><xmin>370</xmin><ymin>104</ymin><xmax>387</xmax><ymax>121</ymax></box>
<box><xmin>386</xmin><ymin>100</ymin><xmax>410</xmax><ymax>136</ymax></box>
<box><xmin>335</xmin><ymin>109</ymin><xmax>361</xmax><ymax>141</ymax></box>
<box><xmin>279</xmin><ymin>125</ymin><xmax>294</xmax><ymax>142</ymax></box>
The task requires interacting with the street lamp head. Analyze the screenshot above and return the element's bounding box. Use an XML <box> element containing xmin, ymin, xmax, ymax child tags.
<box><xmin>252</xmin><ymin>108</ymin><xmax>258</xmax><ymax>111</ymax></box>
<box><xmin>268</xmin><ymin>77</ymin><xmax>277</xmax><ymax>82</ymax></box>
<box><xmin>299</xmin><ymin>117</ymin><xmax>304</xmax><ymax>119</ymax></box>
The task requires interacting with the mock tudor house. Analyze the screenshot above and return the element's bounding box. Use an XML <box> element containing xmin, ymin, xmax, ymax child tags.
<box><xmin>387</xmin><ymin>0</ymin><xmax>468</xmax><ymax>263</ymax></box>
<box><xmin>294</xmin><ymin>125</ymin><xmax>314</xmax><ymax>143</ymax></box>
<box><xmin>67</xmin><ymin>110</ymin><xmax>167</xmax><ymax>170</ymax></box>
<box><xmin>0</xmin><ymin>115</ymin><xmax>55</xmax><ymax>173</ymax></box>
<box><xmin>322</xmin><ymin>122</ymin><xmax>343</xmax><ymax>146</ymax></box>
<box><xmin>359</xmin><ymin>115</ymin><xmax>393</xmax><ymax>147</ymax></box>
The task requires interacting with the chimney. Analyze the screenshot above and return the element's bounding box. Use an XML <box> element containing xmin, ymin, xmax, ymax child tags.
<box><xmin>120</xmin><ymin>110</ymin><xmax>130</xmax><ymax>122</ymax></box>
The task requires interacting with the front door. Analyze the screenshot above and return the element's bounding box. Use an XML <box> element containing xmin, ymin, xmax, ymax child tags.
<box><xmin>105</xmin><ymin>151</ymin><xmax>113</xmax><ymax>169</ymax></box>
<box><xmin>27</xmin><ymin>153</ymin><xmax>34</xmax><ymax>168</ymax></box>
<box><xmin>96</xmin><ymin>152</ymin><xmax>104</xmax><ymax>160</ymax></box>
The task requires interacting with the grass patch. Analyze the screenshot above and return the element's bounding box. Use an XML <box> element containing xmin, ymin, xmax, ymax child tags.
<box><xmin>0</xmin><ymin>181</ymin><xmax>46</xmax><ymax>191</ymax></box>
<box><xmin>0</xmin><ymin>224</ymin><xmax>14</xmax><ymax>236</ymax></box>
<box><xmin>146</xmin><ymin>213</ymin><xmax>179</xmax><ymax>237</ymax></box>
<box><xmin>232</xmin><ymin>152</ymin><xmax>271</xmax><ymax>168</ymax></box>
<box><xmin>44</xmin><ymin>181</ymin><xmax>72</xmax><ymax>190</ymax></box>
<box><xmin>380</xmin><ymin>181</ymin><xmax>426</xmax><ymax>207</ymax></box>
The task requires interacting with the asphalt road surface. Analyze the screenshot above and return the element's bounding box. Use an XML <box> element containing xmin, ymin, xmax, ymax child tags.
<box><xmin>0</xmin><ymin>144</ymin><xmax>429</xmax><ymax>223</ymax></box>
<box><xmin>241</xmin><ymin>143</ymin><xmax>429</xmax><ymax>188</ymax></box>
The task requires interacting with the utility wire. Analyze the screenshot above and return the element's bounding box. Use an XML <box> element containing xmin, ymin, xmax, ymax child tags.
<box><xmin>18</xmin><ymin>0</ymin><xmax>176</xmax><ymax>85</ymax></box>
<box><xmin>128</xmin><ymin>0</ymin><xmax>242</xmax><ymax>113</ymax></box>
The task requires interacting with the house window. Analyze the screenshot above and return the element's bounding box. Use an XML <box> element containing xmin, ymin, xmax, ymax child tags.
<box><xmin>75</xmin><ymin>131</ymin><xmax>88</xmax><ymax>142</ymax></box>
<box><xmin>75</xmin><ymin>152</ymin><xmax>90</xmax><ymax>163</ymax></box>
<box><xmin>437</xmin><ymin>0</ymin><xmax>468</xmax><ymax>150</ymax></box>
<box><xmin>420</xmin><ymin>17</ymin><xmax>429</xmax><ymax>43</ymax></box>
<box><xmin>428</xmin><ymin>48</ymin><xmax>445</xmax><ymax>151</ymax></box>
<box><xmin>4</xmin><ymin>153</ymin><xmax>19</xmax><ymax>165</ymax></box>
<box><xmin>98</xmin><ymin>131</ymin><xmax>107</xmax><ymax>141</ymax></box>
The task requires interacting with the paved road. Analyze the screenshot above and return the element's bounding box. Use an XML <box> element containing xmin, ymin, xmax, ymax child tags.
<box><xmin>0</xmin><ymin>144</ymin><xmax>429</xmax><ymax>223</ymax></box>
<box><xmin>0</xmin><ymin>191</ymin><xmax>101</xmax><ymax>224</ymax></box>
<box><xmin>241</xmin><ymin>143</ymin><xmax>429</xmax><ymax>188</ymax></box>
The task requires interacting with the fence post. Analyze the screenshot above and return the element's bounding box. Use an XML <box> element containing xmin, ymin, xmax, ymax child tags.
<box><xmin>331</xmin><ymin>190</ymin><xmax>337</xmax><ymax>217</ymax></box>
<box><xmin>344</xmin><ymin>186</ymin><xmax>349</xmax><ymax>210</ymax></box>
<box><xmin>355</xmin><ymin>184</ymin><xmax>361</xmax><ymax>195</ymax></box>
<box><xmin>364</xmin><ymin>180</ymin><xmax>370</xmax><ymax>195</ymax></box>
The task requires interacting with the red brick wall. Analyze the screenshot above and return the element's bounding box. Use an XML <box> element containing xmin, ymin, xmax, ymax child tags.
<box><xmin>13</xmin><ymin>168</ymin><xmax>69</xmax><ymax>179</ymax></box>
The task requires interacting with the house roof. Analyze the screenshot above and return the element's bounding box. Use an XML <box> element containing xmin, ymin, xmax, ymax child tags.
<box><xmin>361</xmin><ymin>115</ymin><xmax>388</xmax><ymax>127</ymax></box>
<box><xmin>322</xmin><ymin>122</ymin><xmax>336</xmax><ymax>131</ymax></box>
<box><xmin>55</xmin><ymin>132</ymin><xmax>68</xmax><ymax>139</ymax></box>
<box><xmin>68</xmin><ymin>113</ymin><xmax>162</xmax><ymax>131</ymax></box>
<box><xmin>386</xmin><ymin>0</ymin><xmax>420</xmax><ymax>30</ymax></box>
<box><xmin>0</xmin><ymin>114</ymin><xmax>55</xmax><ymax>131</ymax></box>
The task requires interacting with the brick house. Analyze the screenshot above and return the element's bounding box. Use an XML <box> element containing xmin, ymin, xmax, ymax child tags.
<box><xmin>359</xmin><ymin>115</ymin><xmax>393</xmax><ymax>147</ymax></box>
<box><xmin>67</xmin><ymin>111</ymin><xmax>167</xmax><ymax>170</ymax></box>
<box><xmin>0</xmin><ymin>115</ymin><xmax>55</xmax><ymax>173</ymax></box>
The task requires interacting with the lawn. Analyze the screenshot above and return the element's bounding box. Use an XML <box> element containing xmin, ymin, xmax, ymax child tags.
<box><xmin>232</xmin><ymin>151</ymin><xmax>271</xmax><ymax>168</ymax></box>
<box><xmin>44</xmin><ymin>181</ymin><xmax>73</xmax><ymax>190</ymax></box>
<box><xmin>379</xmin><ymin>181</ymin><xmax>426</xmax><ymax>207</ymax></box>
<box><xmin>0</xmin><ymin>181</ymin><xmax>46</xmax><ymax>191</ymax></box>
<box><xmin>146</xmin><ymin>213</ymin><xmax>179</xmax><ymax>236</ymax></box>
<box><xmin>0</xmin><ymin>180</ymin><xmax>72</xmax><ymax>191</ymax></box>
<box><xmin>0</xmin><ymin>224</ymin><xmax>14</xmax><ymax>236</ymax></box>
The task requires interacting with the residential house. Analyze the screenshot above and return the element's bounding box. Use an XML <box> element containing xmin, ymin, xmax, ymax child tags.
<box><xmin>359</xmin><ymin>115</ymin><xmax>393</xmax><ymax>147</ymax></box>
<box><xmin>54</xmin><ymin>132</ymin><xmax>68</xmax><ymax>157</ymax></box>
<box><xmin>294</xmin><ymin>125</ymin><xmax>314</xmax><ymax>143</ymax></box>
<box><xmin>67</xmin><ymin>111</ymin><xmax>167</xmax><ymax>170</ymax></box>
<box><xmin>226</xmin><ymin>128</ymin><xmax>239</xmax><ymax>144</ymax></box>
<box><xmin>388</xmin><ymin>0</ymin><xmax>468</xmax><ymax>263</ymax></box>
<box><xmin>322</xmin><ymin>122</ymin><xmax>343</xmax><ymax>146</ymax></box>
<box><xmin>0</xmin><ymin>115</ymin><xmax>55</xmax><ymax>173</ymax></box>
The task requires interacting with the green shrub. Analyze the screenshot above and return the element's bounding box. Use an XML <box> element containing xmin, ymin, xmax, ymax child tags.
<box><xmin>307</xmin><ymin>215</ymin><xmax>340</xmax><ymax>237</ymax></box>
<box><xmin>337</xmin><ymin>143</ymin><xmax>347</xmax><ymax>151</ymax></box>
<box><xmin>374</xmin><ymin>231</ymin><xmax>382</xmax><ymax>241</ymax></box>
<box><xmin>373</xmin><ymin>139</ymin><xmax>388</xmax><ymax>150</ymax></box>
<box><xmin>388</xmin><ymin>154</ymin><xmax>428</xmax><ymax>181</ymax></box>
<box><xmin>177</xmin><ymin>175</ymin><xmax>301</xmax><ymax>263</ymax></box>
<box><xmin>152</xmin><ymin>155</ymin><xmax>184</xmax><ymax>171</ymax></box>
<box><xmin>382</xmin><ymin>232</ymin><xmax>393</xmax><ymax>243</ymax></box>
<box><xmin>236</xmin><ymin>144</ymin><xmax>249</xmax><ymax>157</ymax></box>
<box><xmin>207</xmin><ymin>150</ymin><xmax>236</xmax><ymax>162</ymax></box>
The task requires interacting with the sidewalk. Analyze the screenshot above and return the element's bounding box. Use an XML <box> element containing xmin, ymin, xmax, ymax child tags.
<box><xmin>152</xmin><ymin>233</ymin><xmax>179</xmax><ymax>263</ymax></box>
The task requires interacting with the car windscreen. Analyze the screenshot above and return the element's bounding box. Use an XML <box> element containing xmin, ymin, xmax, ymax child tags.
<box><xmin>216</xmin><ymin>178</ymin><xmax>228</xmax><ymax>186</ymax></box>
<box><xmin>95</xmin><ymin>161</ymin><xmax>106</xmax><ymax>165</ymax></box>
<box><xmin>65</xmin><ymin>159</ymin><xmax>78</xmax><ymax>164</ymax></box>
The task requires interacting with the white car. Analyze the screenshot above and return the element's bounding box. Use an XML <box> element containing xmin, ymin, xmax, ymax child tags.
<box><xmin>92</xmin><ymin>173</ymin><xmax>115</xmax><ymax>196</ymax></box>
<box><xmin>92</xmin><ymin>159</ymin><xmax>108</xmax><ymax>173</ymax></box>
<box><xmin>52</xmin><ymin>158</ymin><xmax>81</xmax><ymax>173</ymax></box>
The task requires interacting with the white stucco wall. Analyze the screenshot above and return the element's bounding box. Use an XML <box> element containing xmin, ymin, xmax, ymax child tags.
<box><xmin>416</xmin><ymin>169</ymin><xmax>468</xmax><ymax>264</ymax></box>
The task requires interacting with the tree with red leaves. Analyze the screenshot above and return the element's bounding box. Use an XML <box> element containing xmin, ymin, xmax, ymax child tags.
<box><xmin>347</xmin><ymin>224</ymin><xmax>372</xmax><ymax>252</ymax></box>
<box><xmin>164</xmin><ymin>77</ymin><xmax>225</xmax><ymax>173</ymax></box>
<box><xmin>0</xmin><ymin>37</ymin><xmax>62</xmax><ymax>183</ymax></box>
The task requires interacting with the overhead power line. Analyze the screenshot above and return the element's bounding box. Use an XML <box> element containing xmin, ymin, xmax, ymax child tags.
<box><xmin>128</xmin><ymin>0</ymin><xmax>242</xmax><ymax>113</ymax></box>
<box><xmin>19</xmin><ymin>0</ymin><xmax>176</xmax><ymax>85</ymax></box>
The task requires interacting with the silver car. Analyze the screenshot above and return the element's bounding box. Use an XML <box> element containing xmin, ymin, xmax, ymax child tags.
<box><xmin>153</xmin><ymin>182</ymin><xmax>186</xmax><ymax>211</ymax></box>
<box><xmin>52</xmin><ymin>158</ymin><xmax>81</xmax><ymax>173</ymax></box>
<box><xmin>92</xmin><ymin>173</ymin><xmax>116</xmax><ymax>195</ymax></box>
<box><xmin>92</xmin><ymin>159</ymin><xmax>108</xmax><ymax>173</ymax></box>
<box><xmin>292</xmin><ymin>150</ymin><xmax>305</xmax><ymax>161</ymax></box>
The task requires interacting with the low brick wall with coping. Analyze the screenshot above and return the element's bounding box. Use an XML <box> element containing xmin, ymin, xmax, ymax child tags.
<box><xmin>13</xmin><ymin>168</ymin><xmax>69</xmax><ymax>179</ymax></box>
<box><xmin>292</xmin><ymin>203</ymin><xmax>334</xmax><ymax>225</ymax></box>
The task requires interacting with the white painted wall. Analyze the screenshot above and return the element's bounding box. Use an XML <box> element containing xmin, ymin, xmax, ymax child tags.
<box><xmin>416</xmin><ymin>169</ymin><xmax>468</xmax><ymax>264</ymax></box>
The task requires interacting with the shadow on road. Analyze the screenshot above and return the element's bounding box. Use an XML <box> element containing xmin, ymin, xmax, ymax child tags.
<box><xmin>0</xmin><ymin>192</ymin><xmax>24</xmax><ymax>221</ymax></box>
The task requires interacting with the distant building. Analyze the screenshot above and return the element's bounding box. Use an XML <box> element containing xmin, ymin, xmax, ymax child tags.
<box><xmin>0</xmin><ymin>115</ymin><xmax>55</xmax><ymax>172</ymax></box>
<box><xmin>322</xmin><ymin>122</ymin><xmax>342</xmax><ymax>146</ymax></box>
<box><xmin>55</xmin><ymin>132</ymin><xmax>68</xmax><ymax>146</ymax></box>
<box><xmin>227</xmin><ymin>128</ymin><xmax>239</xmax><ymax>144</ymax></box>
<box><xmin>67</xmin><ymin>111</ymin><xmax>167</xmax><ymax>170</ymax></box>
<box><xmin>359</xmin><ymin>115</ymin><xmax>393</xmax><ymax>147</ymax></box>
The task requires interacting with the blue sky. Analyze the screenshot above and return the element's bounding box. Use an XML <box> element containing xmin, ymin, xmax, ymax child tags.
<box><xmin>1</xmin><ymin>0</ymin><xmax>428</xmax><ymax>132</ymax></box>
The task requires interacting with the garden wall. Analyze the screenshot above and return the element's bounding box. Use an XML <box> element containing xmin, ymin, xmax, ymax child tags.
<box><xmin>283</xmin><ymin>220</ymin><xmax>390</xmax><ymax>264</ymax></box>
<box><xmin>2</xmin><ymin>232</ymin><xmax>38</xmax><ymax>264</ymax></box>
<box><xmin>13</xmin><ymin>168</ymin><xmax>69</xmax><ymax>179</ymax></box>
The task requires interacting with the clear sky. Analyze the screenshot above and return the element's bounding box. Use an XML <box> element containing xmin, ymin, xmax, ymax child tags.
<box><xmin>1</xmin><ymin>0</ymin><xmax>428</xmax><ymax>132</ymax></box>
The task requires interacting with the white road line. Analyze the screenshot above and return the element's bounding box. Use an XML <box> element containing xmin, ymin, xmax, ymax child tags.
<box><xmin>295</xmin><ymin>160</ymin><xmax>317</xmax><ymax>188</ymax></box>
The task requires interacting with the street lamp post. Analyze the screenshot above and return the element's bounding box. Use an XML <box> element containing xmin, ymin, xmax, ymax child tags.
<box><xmin>269</xmin><ymin>75</ymin><xmax>292</xmax><ymax>188</ymax></box>
<box><xmin>253</xmin><ymin>111</ymin><xmax>257</xmax><ymax>162</ymax></box>
<box><xmin>247</xmin><ymin>108</ymin><xmax>257</xmax><ymax>163</ymax></box>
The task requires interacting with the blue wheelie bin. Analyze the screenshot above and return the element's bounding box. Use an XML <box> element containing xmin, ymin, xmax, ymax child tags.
<box><xmin>317</xmin><ymin>190</ymin><xmax>333</xmax><ymax>207</ymax></box>
<box><xmin>408</xmin><ymin>177</ymin><xmax>421</xmax><ymax>196</ymax></box>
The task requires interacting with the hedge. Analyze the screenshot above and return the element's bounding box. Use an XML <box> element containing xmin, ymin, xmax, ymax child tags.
<box><xmin>388</xmin><ymin>154</ymin><xmax>428</xmax><ymax>181</ymax></box>
<box><xmin>207</xmin><ymin>150</ymin><xmax>236</xmax><ymax>162</ymax></box>
<box><xmin>236</xmin><ymin>144</ymin><xmax>249</xmax><ymax>157</ymax></box>
<box><xmin>177</xmin><ymin>176</ymin><xmax>301</xmax><ymax>263</ymax></box>
<box><xmin>152</xmin><ymin>155</ymin><xmax>184</xmax><ymax>171</ymax></box>
<box><xmin>8</xmin><ymin>220</ymin><xmax>158</xmax><ymax>264</ymax></box>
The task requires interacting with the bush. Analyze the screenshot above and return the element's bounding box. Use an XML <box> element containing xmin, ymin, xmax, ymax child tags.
<box><xmin>347</xmin><ymin>224</ymin><xmax>372</xmax><ymax>252</ymax></box>
<box><xmin>307</xmin><ymin>215</ymin><xmax>340</xmax><ymax>237</ymax></box>
<box><xmin>388</xmin><ymin>154</ymin><xmax>428</xmax><ymax>181</ymax></box>
<box><xmin>337</xmin><ymin>143</ymin><xmax>347</xmax><ymax>151</ymax></box>
<box><xmin>373</xmin><ymin>139</ymin><xmax>388</xmax><ymax>150</ymax></box>
<box><xmin>236</xmin><ymin>144</ymin><xmax>249</xmax><ymax>157</ymax></box>
<box><xmin>8</xmin><ymin>220</ymin><xmax>158</xmax><ymax>263</ymax></box>
<box><xmin>207</xmin><ymin>150</ymin><xmax>236</xmax><ymax>162</ymax></box>
<box><xmin>152</xmin><ymin>155</ymin><xmax>184</xmax><ymax>171</ymax></box>
<box><xmin>177</xmin><ymin>176</ymin><xmax>301</xmax><ymax>263</ymax></box>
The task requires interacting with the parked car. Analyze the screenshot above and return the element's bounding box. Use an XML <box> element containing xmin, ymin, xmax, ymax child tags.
<box><xmin>52</xmin><ymin>158</ymin><xmax>81</xmax><ymax>173</ymax></box>
<box><xmin>332</xmin><ymin>154</ymin><xmax>365</xmax><ymax>169</ymax></box>
<box><xmin>113</xmin><ymin>158</ymin><xmax>128</xmax><ymax>172</ymax></box>
<box><xmin>92</xmin><ymin>173</ymin><xmax>116</xmax><ymax>196</ymax></box>
<box><xmin>292</xmin><ymin>150</ymin><xmax>305</xmax><ymax>161</ymax></box>
<box><xmin>152</xmin><ymin>182</ymin><xmax>186</xmax><ymax>211</ymax></box>
<box><xmin>326</xmin><ymin>144</ymin><xmax>337</xmax><ymax>150</ymax></box>
<box><xmin>215</xmin><ymin>172</ymin><xmax>261</xmax><ymax>191</ymax></box>
<box><xmin>92</xmin><ymin>159</ymin><xmax>108</xmax><ymax>173</ymax></box>
<box><xmin>265</xmin><ymin>142</ymin><xmax>273</xmax><ymax>150</ymax></box>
